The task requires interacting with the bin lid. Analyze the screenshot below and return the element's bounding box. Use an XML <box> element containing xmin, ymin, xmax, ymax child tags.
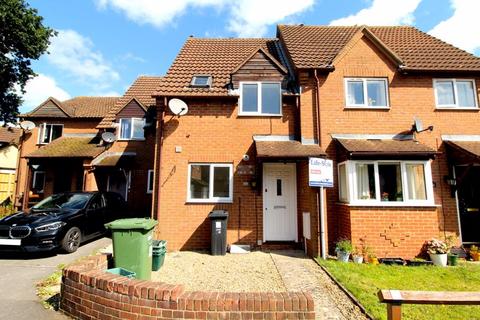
<box><xmin>105</xmin><ymin>218</ymin><xmax>158</xmax><ymax>230</ymax></box>
<box><xmin>208</xmin><ymin>210</ymin><xmax>229</xmax><ymax>219</ymax></box>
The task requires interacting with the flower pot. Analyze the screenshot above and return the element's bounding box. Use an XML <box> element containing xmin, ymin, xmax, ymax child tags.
<box><xmin>472</xmin><ymin>252</ymin><xmax>480</xmax><ymax>261</ymax></box>
<box><xmin>336</xmin><ymin>250</ymin><xmax>350</xmax><ymax>262</ymax></box>
<box><xmin>447</xmin><ymin>254</ymin><xmax>458</xmax><ymax>266</ymax></box>
<box><xmin>352</xmin><ymin>255</ymin><xmax>364</xmax><ymax>264</ymax></box>
<box><xmin>429</xmin><ymin>253</ymin><xmax>448</xmax><ymax>267</ymax></box>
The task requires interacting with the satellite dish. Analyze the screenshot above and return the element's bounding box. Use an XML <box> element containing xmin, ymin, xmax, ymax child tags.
<box><xmin>101</xmin><ymin>132</ymin><xmax>116</xmax><ymax>144</ymax></box>
<box><xmin>168</xmin><ymin>98</ymin><xmax>189</xmax><ymax>116</ymax></box>
<box><xmin>19</xmin><ymin>120</ymin><xmax>35</xmax><ymax>131</ymax></box>
<box><xmin>413</xmin><ymin>117</ymin><xmax>423</xmax><ymax>132</ymax></box>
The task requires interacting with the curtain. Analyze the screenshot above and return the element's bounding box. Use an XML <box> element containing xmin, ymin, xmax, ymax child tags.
<box><xmin>406</xmin><ymin>164</ymin><xmax>426</xmax><ymax>200</ymax></box>
<box><xmin>356</xmin><ymin>164</ymin><xmax>372</xmax><ymax>199</ymax></box>
<box><xmin>120</xmin><ymin>119</ymin><xmax>131</xmax><ymax>139</ymax></box>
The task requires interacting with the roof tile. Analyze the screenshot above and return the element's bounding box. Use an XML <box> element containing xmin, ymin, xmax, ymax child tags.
<box><xmin>255</xmin><ymin>140</ymin><xmax>325</xmax><ymax>158</ymax></box>
<box><xmin>278</xmin><ymin>25</ymin><xmax>480</xmax><ymax>71</ymax></box>
<box><xmin>154</xmin><ymin>38</ymin><xmax>285</xmax><ymax>97</ymax></box>
<box><xmin>25</xmin><ymin>137</ymin><xmax>104</xmax><ymax>158</ymax></box>
<box><xmin>0</xmin><ymin>127</ymin><xmax>21</xmax><ymax>145</ymax></box>
<box><xmin>97</xmin><ymin>76</ymin><xmax>162</xmax><ymax>128</ymax></box>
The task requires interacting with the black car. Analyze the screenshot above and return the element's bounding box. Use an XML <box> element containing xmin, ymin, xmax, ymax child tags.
<box><xmin>0</xmin><ymin>191</ymin><xmax>126</xmax><ymax>253</ymax></box>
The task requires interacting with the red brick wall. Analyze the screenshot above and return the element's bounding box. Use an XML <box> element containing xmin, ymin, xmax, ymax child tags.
<box><xmin>60</xmin><ymin>254</ymin><xmax>315</xmax><ymax>319</ymax></box>
<box><xmin>154</xmin><ymin>96</ymin><xmax>319</xmax><ymax>251</ymax></box>
<box><xmin>299</xmin><ymin>35</ymin><xmax>471</xmax><ymax>256</ymax></box>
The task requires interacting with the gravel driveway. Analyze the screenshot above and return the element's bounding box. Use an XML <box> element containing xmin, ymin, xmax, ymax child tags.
<box><xmin>152</xmin><ymin>251</ymin><xmax>286</xmax><ymax>292</ymax></box>
<box><xmin>152</xmin><ymin>250</ymin><xmax>369</xmax><ymax>320</ymax></box>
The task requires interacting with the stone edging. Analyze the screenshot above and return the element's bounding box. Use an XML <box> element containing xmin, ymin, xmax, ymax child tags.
<box><xmin>60</xmin><ymin>253</ymin><xmax>315</xmax><ymax>319</ymax></box>
<box><xmin>314</xmin><ymin>259</ymin><xmax>374</xmax><ymax>320</ymax></box>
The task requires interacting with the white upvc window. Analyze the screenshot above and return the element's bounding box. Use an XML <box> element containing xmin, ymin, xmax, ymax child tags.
<box><xmin>38</xmin><ymin>123</ymin><xmax>63</xmax><ymax>144</ymax></box>
<box><xmin>433</xmin><ymin>79</ymin><xmax>478</xmax><ymax>109</ymax></box>
<box><xmin>344</xmin><ymin>78</ymin><xmax>389</xmax><ymax>108</ymax></box>
<box><xmin>187</xmin><ymin>163</ymin><xmax>233</xmax><ymax>203</ymax></box>
<box><xmin>239</xmin><ymin>82</ymin><xmax>282</xmax><ymax>116</ymax></box>
<box><xmin>147</xmin><ymin>169</ymin><xmax>154</xmax><ymax>194</ymax></box>
<box><xmin>337</xmin><ymin>160</ymin><xmax>434</xmax><ymax>206</ymax></box>
<box><xmin>32</xmin><ymin>171</ymin><xmax>46</xmax><ymax>193</ymax></box>
<box><xmin>119</xmin><ymin>118</ymin><xmax>145</xmax><ymax>140</ymax></box>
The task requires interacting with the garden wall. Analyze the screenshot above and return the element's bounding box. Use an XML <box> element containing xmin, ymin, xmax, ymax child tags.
<box><xmin>60</xmin><ymin>253</ymin><xmax>315</xmax><ymax>319</ymax></box>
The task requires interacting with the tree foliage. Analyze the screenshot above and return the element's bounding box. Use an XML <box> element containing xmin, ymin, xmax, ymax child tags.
<box><xmin>0</xmin><ymin>0</ymin><xmax>56</xmax><ymax>124</ymax></box>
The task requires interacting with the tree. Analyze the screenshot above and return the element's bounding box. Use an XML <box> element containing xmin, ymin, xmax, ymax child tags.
<box><xmin>0</xmin><ymin>0</ymin><xmax>56</xmax><ymax>124</ymax></box>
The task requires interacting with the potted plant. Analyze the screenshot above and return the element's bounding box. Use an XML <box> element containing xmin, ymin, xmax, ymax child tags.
<box><xmin>352</xmin><ymin>247</ymin><xmax>364</xmax><ymax>264</ymax></box>
<box><xmin>335</xmin><ymin>239</ymin><xmax>353</xmax><ymax>263</ymax></box>
<box><xmin>470</xmin><ymin>245</ymin><xmax>479</xmax><ymax>261</ymax></box>
<box><xmin>425</xmin><ymin>238</ymin><xmax>448</xmax><ymax>267</ymax></box>
<box><xmin>445</xmin><ymin>235</ymin><xmax>459</xmax><ymax>266</ymax></box>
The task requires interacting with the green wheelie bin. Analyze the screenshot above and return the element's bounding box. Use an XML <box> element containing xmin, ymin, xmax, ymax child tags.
<box><xmin>105</xmin><ymin>218</ymin><xmax>158</xmax><ymax>280</ymax></box>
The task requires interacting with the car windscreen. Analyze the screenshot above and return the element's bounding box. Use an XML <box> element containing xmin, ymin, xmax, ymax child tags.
<box><xmin>32</xmin><ymin>194</ymin><xmax>93</xmax><ymax>210</ymax></box>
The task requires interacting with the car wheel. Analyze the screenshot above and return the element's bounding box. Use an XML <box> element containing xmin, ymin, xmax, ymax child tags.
<box><xmin>61</xmin><ymin>227</ymin><xmax>82</xmax><ymax>253</ymax></box>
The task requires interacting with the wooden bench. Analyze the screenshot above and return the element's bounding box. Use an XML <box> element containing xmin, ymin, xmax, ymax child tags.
<box><xmin>378</xmin><ymin>290</ymin><xmax>480</xmax><ymax>320</ymax></box>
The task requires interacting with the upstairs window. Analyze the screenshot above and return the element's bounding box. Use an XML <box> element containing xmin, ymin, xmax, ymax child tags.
<box><xmin>191</xmin><ymin>75</ymin><xmax>212</xmax><ymax>88</ymax></box>
<box><xmin>434</xmin><ymin>79</ymin><xmax>478</xmax><ymax>109</ymax></box>
<box><xmin>345</xmin><ymin>78</ymin><xmax>389</xmax><ymax>108</ymax></box>
<box><xmin>239</xmin><ymin>82</ymin><xmax>281</xmax><ymax>116</ymax></box>
<box><xmin>119</xmin><ymin>118</ymin><xmax>145</xmax><ymax>140</ymax></box>
<box><xmin>38</xmin><ymin>124</ymin><xmax>63</xmax><ymax>144</ymax></box>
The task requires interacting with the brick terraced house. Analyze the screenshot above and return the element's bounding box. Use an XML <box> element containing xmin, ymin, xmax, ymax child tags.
<box><xmin>15</xmin><ymin>76</ymin><xmax>161</xmax><ymax>216</ymax></box>
<box><xmin>151</xmin><ymin>25</ymin><xmax>480</xmax><ymax>258</ymax></box>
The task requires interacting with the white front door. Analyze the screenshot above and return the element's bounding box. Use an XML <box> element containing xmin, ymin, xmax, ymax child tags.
<box><xmin>263</xmin><ymin>163</ymin><xmax>297</xmax><ymax>242</ymax></box>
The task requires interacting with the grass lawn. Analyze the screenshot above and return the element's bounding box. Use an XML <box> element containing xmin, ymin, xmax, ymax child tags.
<box><xmin>317</xmin><ymin>259</ymin><xmax>480</xmax><ymax>320</ymax></box>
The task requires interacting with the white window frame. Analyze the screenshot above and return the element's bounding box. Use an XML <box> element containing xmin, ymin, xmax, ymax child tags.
<box><xmin>118</xmin><ymin>118</ymin><xmax>145</xmax><ymax>141</ymax></box>
<box><xmin>32</xmin><ymin>171</ymin><xmax>46</xmax><ymax>193</ymax></box>
<box><xmin>433</xmin><ymin>78</ymin><xmax>478</xmax><ymax>109</ymax></box>
<box><xmin>146</xmin><ymin>169</ymin><xmax>154</xmax><ymax>194</ymax></box>
<box><xmin>37</xmin><ymin>123</ymin><xmax>64</xmax><ymax>144</ymax></box>
<box><xmin>344</xmin><ymin>78</ymin><xmax>389</xmax><ymax>109</ymax></box>
<box><xmin>338</xmin><ymin>160</ymin><xmax>434</xmax><ymax>206</ymax></box>
<box><xmin>238</xmin><ymin>81</ymin><xmax>282</xmax><ymax>116</ymax></box>
<box><xmin>191</xmin><ymin>75</ymin><xmax>212</xmax><ymax>88</ymax></box>
<box><xmin>338</xmin><ymin>162</ymin><xmax>349</xmax><ymax>202</ymax></box>
<box><xmin>187</xmin><ymin>163</ymin><xmax>233</xmax><ymax>203</ymax></box>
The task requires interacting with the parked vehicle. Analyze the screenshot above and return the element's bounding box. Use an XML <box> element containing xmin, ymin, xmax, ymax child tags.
<box><xmin>0</xmin><ymin>191</ymin><xmax>126</xmax><ymax>253</ymax></box>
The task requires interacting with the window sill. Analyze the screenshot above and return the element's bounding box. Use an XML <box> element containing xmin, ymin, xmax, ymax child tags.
<box><xmin>186</xmin><ymin>200</ymin><xmax>233</xmax><ymax>204</ymax></box>
<box><xmin>237</xmin><ymin>113</ymin><xmax>282</xmax><ymax>117</ymax></box>
<box><xmin>336</xmin><ymin>201</ymin><xmax>440</xmax><ymax>208</ymax></box>
<box><xmin>117</xmin><ymin>138</ymin><xmax>146</xmax><ymax>142</ymax></box>
<box><xmin>435</xmin><ymin>107</ymin><xmax>479</xmax><ymax>111</ymax></box>
<box><xmin>344</xmin><ymin>106</ymin><xmax>390</xmax><ymax>110</ymax></box>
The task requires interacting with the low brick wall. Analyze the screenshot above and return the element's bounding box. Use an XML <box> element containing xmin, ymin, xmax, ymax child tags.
<box><xmin>60</xmin><ymin>254</ymin><xmax>315</xmax><ymax>319</ymax></box>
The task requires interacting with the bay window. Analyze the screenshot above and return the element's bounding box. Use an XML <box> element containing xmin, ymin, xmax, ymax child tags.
<box><xmin>187</xmin><ymin>163</ymin><xmax>233</xmax><ymax>202</ymax></box>
<box><xmin>338</xmin><ymin>160</ymin><xmax>433</xmax><ymax>205</ymax></box>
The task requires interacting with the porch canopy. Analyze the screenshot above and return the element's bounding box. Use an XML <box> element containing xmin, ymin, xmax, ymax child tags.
<box><xmin>255</xmin><ymin>140</ymin><xmax>326</xmax><ymax>159</ymax></box>
<box><xmin>444</xmin><ymin>140</ymin><xmax>480</xmax><ymax>165</ymax></box>
<box><xmin>92</xmin><ymin>152</ymin><xmax>136</xmax><ymax>167</ymax></box>
<box><xmin>335</xmin><ymin>138</ymin><xmax>437</xmax><ymax>160</ymax></box>
<box><xmin>25</xmin><ymin>136</ymin><xmax>104</xmax><ymax>159</ymax></box>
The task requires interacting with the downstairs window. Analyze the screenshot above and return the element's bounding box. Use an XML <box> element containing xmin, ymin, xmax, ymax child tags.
<box><xmin>187</xmin><ymin>163</ymin><xmax>233</xmax><ymax>202</ymax></box>
<box><xmin>338</xmin><ymin>160</ymin><xmax>433</xmax><ymax>205</ymax></box>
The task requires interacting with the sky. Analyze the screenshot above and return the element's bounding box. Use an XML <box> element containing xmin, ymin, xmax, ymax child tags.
<box><xmin>20</xmin><ymin>0</ymin><xmax>480</xmax><ymax>113</ymax></box>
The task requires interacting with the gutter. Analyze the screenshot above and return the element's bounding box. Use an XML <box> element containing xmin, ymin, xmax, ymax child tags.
<box><xmin>153</xmin><ymin>98</ymin><xmax>166</xmax><ymax>220</ymax></box>
<box><xmin>313</xmin><ymin>69</ymin><xmax>327</xmax><ymax>260</ymax></box>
